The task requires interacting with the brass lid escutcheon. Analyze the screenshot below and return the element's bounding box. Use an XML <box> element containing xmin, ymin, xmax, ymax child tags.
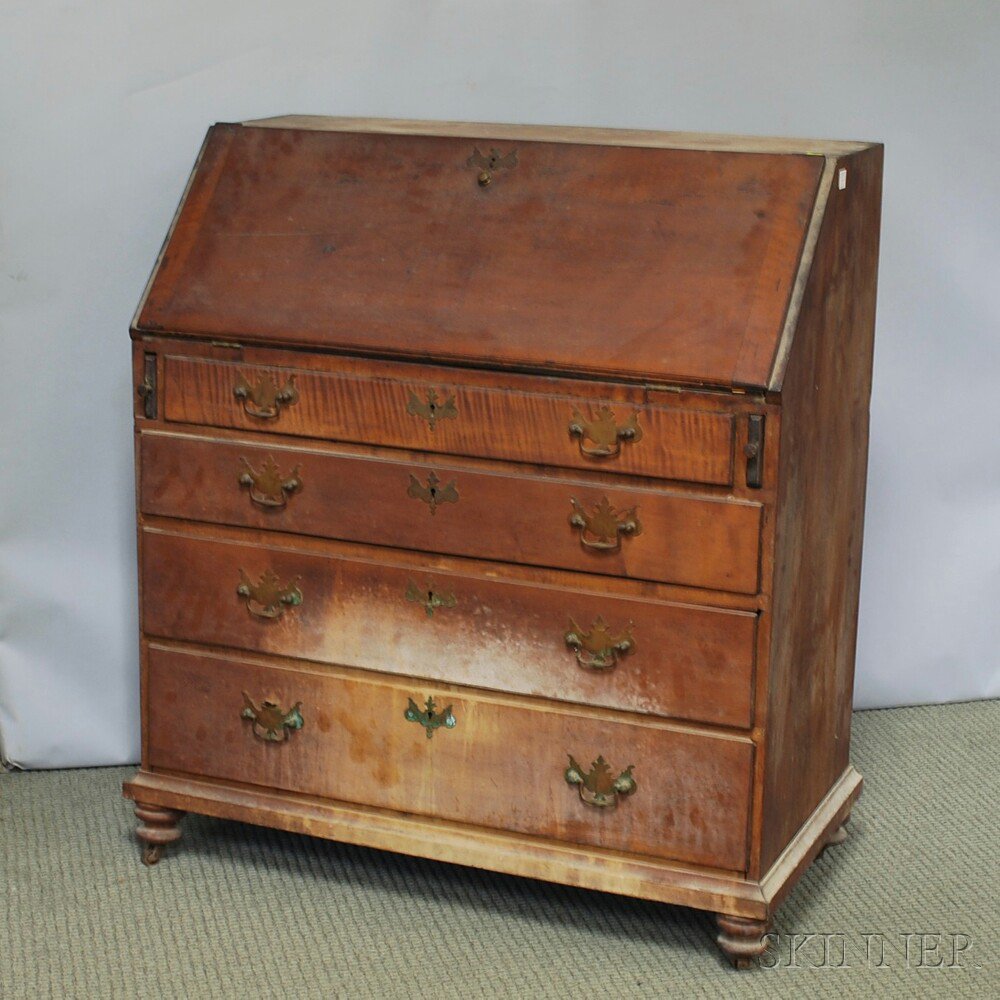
<box><xmin>467</xmin><ymin>146</ymin><xmax>518</xmax><ymax>188</ymax></box>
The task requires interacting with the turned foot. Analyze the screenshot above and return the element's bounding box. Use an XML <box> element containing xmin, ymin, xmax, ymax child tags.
<box><xmin>820</xmin><ymin>811</ymin><xmax>852</xmax><ymax>857</ymax></box>
<box><xmin>827</xmin><ymin>823</ymin><xmax>849</xmax><ymax>846</ymax></box>
<box><xmin>134</xmin><ymin>802</ymin><xmax>185</xmax><ymax>866</ymax></box>
<box><xmin>715</xmin><ymin>914</ymin><xmax>771</xmax><ymax>969</ymax></box>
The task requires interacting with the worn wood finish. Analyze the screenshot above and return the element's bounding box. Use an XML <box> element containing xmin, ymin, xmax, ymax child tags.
<box><xmin>121</xmin><ymin>763</ymin><xmax>862</xmax><ymax>921</ymax></box>
<box><xmin>125</xmin><ymin>119</ymin><xmax>882</xmax><ymax>968</ymax></box>
<box><xmin>139</xmin><ymin>430</ymin><xmax>763</xmax><ymax>593</ymax></box>
<box><xmin>243</xmin><ymin>115</ymin><xmax>876</xmax><ymax>157</ymax></box>
<box><xmin>758</xmin><ymin>145</ymin><xmax>882</xmax><ymax>871</ymax></box>
<box><xmin>136</xmin><ymin>124</ymin><xmax>823</xmax><ymax>389</ymax></box>
<box><xmin>133</xmin><ymin>802</ymin><xmax>185</xmax><ymax>866</ymax></box>
<box><xmin>147</xmin><ymin>643</ymin><xmax>754</xmax><ymax>870</ymax></box>
<box><xmin>141</xmin><ymin>525</ymin><xmax>757</xmax><ymax>728</ymax></box>
<box><xmin>163</xmin><ymin>355</ymin><xmax>737</xmax><ymax>486</ymax></box>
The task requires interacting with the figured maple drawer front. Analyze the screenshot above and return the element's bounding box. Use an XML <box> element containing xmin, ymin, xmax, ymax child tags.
<box><xmin>146</xmin><ymin>645</ymin><xmax>754</xmax><ymax>870</ymax></box>
<box><xmin>141</xmin><ymin>528</ymin><xmax>757</xmax><ymax>728</ymax></box>
<box><xmin>140</xmin><ymin>432</ymin><xmax>762</xmax><ymax>594</ymax></box>
<box><xmin>162</xmin><ymin>356</ymin><xmax>736</xmax><ymax>486</ymax></box>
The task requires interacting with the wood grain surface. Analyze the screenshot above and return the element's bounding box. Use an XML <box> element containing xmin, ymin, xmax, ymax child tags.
<box><xmin>759</xmin><ymin>145</ymin><xmax>882</xmax><ymax>872</ymax></box>
<box><xmin>146</xmin><ymin>643</ymin><xmax>754</xmax><ymax>870</ymax></box>
<box><xmin>163</xmin><ymin>354</ymin><xmax>736</xmax><ymax>486</ymax></box>
<box><xmin>141</xmin><ymin>525</ymin><xmax>757</xmax><ymax>728</ymax></box>
<box><xmin>136</xmin><ymin>124</ymin><xmax>822</xmax><ymax>389</ymax></box>
<box><xmin>139</xmin><ymin>430</ymin><xmax>763</xmax><ymax>593</ymax></box>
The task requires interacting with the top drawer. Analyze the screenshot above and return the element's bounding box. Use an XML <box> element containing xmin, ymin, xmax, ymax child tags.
<box><xmin>162</xmin><ymin>356</ymin><xmax>736</xmax><ymax>486</ymax></box>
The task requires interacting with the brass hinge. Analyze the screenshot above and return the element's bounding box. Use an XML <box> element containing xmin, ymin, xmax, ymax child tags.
<box><xmin>137</xmin><ymin>352</ymin><xmax>157</xmax><ymax>419</ymax></box>
<box><xmin>745</xmin><ymin>414</ymin><xmax>765</xmax><ymax>489</ymax></box>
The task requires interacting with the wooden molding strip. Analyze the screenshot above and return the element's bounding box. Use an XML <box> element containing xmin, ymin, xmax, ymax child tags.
<box><xmin>240</xmin><ymin>115</ymin><xmax>876</xmax><ymax>157</ymax></box>
<box><xmin>759</xmin><ymin>764</ymin><xmax>863</xmax><ymax>908</ymax></box>
<box><xmin>124</xmin><ymin>769</ymin><xmax>769</xmax><ymax>918</ymax></box>
<box><xmin>123</xmin><ymin>762</ymin><xmax>862</xmax><ymax>920</ymax></box>
<box><xmin>130</xmin><ymin>131</ymin><xmax>213</xmax><ymax>331</ymax></box>
<box><xmin>766</xmin><ymin>157</ymin><xmax>837</xmax><ymax>392</ymax></box>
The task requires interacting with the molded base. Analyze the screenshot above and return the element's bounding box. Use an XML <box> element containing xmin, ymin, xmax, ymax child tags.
<box><xmin>124</xmin><ymin>765</ymin><xmax>861</xmax><ymax>961</ymax></box>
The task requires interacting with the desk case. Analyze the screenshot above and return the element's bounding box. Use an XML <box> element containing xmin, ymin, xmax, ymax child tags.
<box><xmin>124</xmin><ymin>117</ymin><xmax>882</xmax><ymax>966</ymax></box>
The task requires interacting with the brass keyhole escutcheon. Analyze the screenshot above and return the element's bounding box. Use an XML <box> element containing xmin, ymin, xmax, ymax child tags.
<box><xmin>407</xmin><ymin>389</ymin><xmax>457</xmax><ymax>430</ymax></box>
<box><xmin>407</xmin><ymin>471</ymin><xmax>459</xmax><ymax>515</ymax></box>
<box><xmin>404</xmin><ymin>696</ymin><xmax>456</xmax><ymax>738</ymax></box>
<box><xmin>405</xmin><ymin>580</ymin><xmax>457</xmax><ymax>617</ymax></box>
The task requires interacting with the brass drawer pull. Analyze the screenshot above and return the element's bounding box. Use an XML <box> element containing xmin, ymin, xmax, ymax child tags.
<box><xmin>568</xmin><ymin>406</ymin><xmax>642</xmax><ymax>458</ymax></box>
<box><xmin>407</xmin><ymin>471</ymin><xmax>459</xmax><ymax>515</ymax></box>
<box><xmin>407</xmin><ymin>389</ymin><xmax>457</xmax><ymax>430</ymax></box>
<box><xmin>241</xmin><ymin>693</ymin><xmax>303</xmax><ymax>742</ymax></box>
<box><xmin>406</xmin><ymin>580</ymin><xmax>457</xmax><ymax>617</ymax></box>
<box><xmin>569</xmin><ymin>497</ymin><xmax>641</xmax><ymax>552</ymax></box>
<box><xmin>233</xmin><ymin>372</ymin><xmax>298</xmax><ymax>419</ymax></box>
<box><xmin>565</xmin><ymin>754</ymin><xmax>636</xmax><ymax>808</ymax></box>
<box><xmin>237</xmin><ymin>569</ymin><xmax>303</xmax><ymax>619</ymax></box>
<box><xmin>239</xmin><ymin>456</ymin><xmax>301</xmax><ymax>508</ymax></box>
<box><xmin>405</xmin><ymin>696</ymin><xmax>456</xmax><ymax>738</ymax></box>
<box><xmin>564</xmin><ymin>617</ymin><xmax>634</xmax><ymax>671</ymax></box>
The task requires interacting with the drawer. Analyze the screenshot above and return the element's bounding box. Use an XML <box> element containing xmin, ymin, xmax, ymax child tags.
<box><xmin>146</xmin><ymin>644</ymin><xmax>754</xmax><ymax>870</ymax></box>
<box><xmin>162</xmin><ymin>356</ymin><xmax>736</xmax><ymax>486</ymax></box>
<box><xmin>140</xmin><ymin>432</ymin><xmax>762</xmax><ymax>594</ymax></box>
<box><xmin>141</xmin><ymin>527</ymin><xmax>757</xmax><ymax>728</ymax></box>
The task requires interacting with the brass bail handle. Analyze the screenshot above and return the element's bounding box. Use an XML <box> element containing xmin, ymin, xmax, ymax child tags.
<box><xmin>236</xmin><ymin>569</ymin><xmax>303</xmax><ymax>620</ymax></box>
<box><xmin>569</xmin><ymin>497</ymin><xmax>642</xmax><ymax>553</ymax></box>
<box><xmin>565</xmin><ymin>754</ymin><xmax>636</xmax><ymax>808</ymax></box>
<box><xmin>241</xmin><ymin>692</ymin><xmax>304</xmax><ymax>742</ymax></box>
<box><xmin>238</xmin><ymin>456</ymin><xmax>302</xmax><ymax>508</ymax></box>
<box><xmin>233</xmin><ymin>372</ymin><xmax>299</xmax><ymax>420</ymax></box>
<box><xmin>564</xmin><ymin>617</ymin><xmax>634</xmax><ymax>671</ymax></box>
<box><xmin>568</xmin><ymin>406</ymin><xmax>643</xmax><ymax>459</ymax></box>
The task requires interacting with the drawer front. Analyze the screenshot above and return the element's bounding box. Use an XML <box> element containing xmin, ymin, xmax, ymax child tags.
<box><xmin>163</xmin><ymin>356</ymin><xmax>736</xmax><ymax>486</ymax></box>
<box><xmin>141</xmin><ymin>528</ymin><xmax>757</xmax><ymax>728</ymax></box>
<box><xmin>146</xmin><ymin>645</ymin><xmax>754</xmax><ymax>870</ymax></box>
<box><xmin>140</xmin><ymin>432</ymin><xmax>762</xmax><ymax>594</ymax></box>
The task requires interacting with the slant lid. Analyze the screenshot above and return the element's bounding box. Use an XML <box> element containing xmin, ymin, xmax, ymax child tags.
<box><xmin>136</xmin><ymin>121</ymin><xmax>825</xmax><ymax>389</ymax></box>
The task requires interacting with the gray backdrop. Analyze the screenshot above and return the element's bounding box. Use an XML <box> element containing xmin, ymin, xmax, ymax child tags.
<box><xmin>1</xmin><ymin>1</ymin><xmax>997</xmax><ymax>768</ymax></box>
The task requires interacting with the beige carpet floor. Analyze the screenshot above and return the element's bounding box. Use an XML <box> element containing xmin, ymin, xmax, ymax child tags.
<box><xmin>1</xmin><ymin>701</ymin><xmax>997</xmax><ymax>999</ymax></box>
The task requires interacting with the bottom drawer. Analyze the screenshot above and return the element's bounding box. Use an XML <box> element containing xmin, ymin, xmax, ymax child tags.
<box><xmin>147</xmin><ymin>644</ymin><xmax>753</xmax><ymax>871</ymax></box>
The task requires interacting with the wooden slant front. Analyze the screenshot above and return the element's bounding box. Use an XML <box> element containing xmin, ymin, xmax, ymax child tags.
<box><xmin>124</xmin><ymin>117</ymin><xmax>881</xmax><ymax>968</ymax></box>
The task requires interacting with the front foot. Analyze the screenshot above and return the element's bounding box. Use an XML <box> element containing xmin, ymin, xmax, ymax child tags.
<box><xmin>715</xmin><ymin>914</ymin><xmax>771</xmax><ymax>969</ymax></box>
<box><xmin>134</xmin><ymin>802</ymin><xmax>185</xmax><ymax>866</ymax></box>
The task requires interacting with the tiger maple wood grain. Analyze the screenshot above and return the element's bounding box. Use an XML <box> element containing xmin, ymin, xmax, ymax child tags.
<box><xmin>139</xmin><ymin>430</ymin><xmax>763</xmax><ymax>593</ymax></box>
<box><xmin>163</xmin><ymin>355</ymin><xmax>737</xmax><ymax>486</ymax></box>
<box><xmin>141</xmin><ymin>526</ymin><xmax>757</xmax><ymax>728</ymax></box>
<box><xmin>147</xmin><ymin>644</ymin><xmax>754</xmax><ymax>871</ymax></box>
